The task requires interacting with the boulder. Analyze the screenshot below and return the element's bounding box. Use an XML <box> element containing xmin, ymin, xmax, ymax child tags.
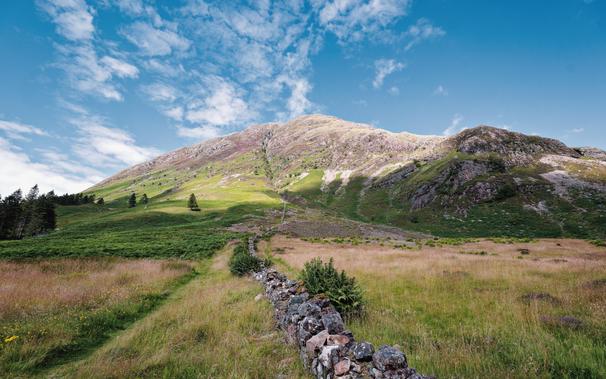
<box><xmin>352</xmin><ymin>341</ymin><xmax>375</xmax><ymax>361</ymax></box>
<box><xmin>335</xmin><ymin>358</ymin><xmax>351</xmax><ymax>376</ymax></box>
<box><xmin>372</xmin><ymin>345</ymin><xmax>407</xmax><ymax>371</ymax></box>
<box><xmin>306</xmin><ymin>330</ymin><xmax>329</xmax><ymax>355</ymax></box>
<box><xmin>322</xmin><ymin>312</ymin><xmax>345</xmax><ymax>334</ymax></box>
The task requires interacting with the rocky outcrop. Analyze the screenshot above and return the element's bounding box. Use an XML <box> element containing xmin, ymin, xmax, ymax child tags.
<box><xmin>249</xmin><ymin>238</ymin><xmax>431</xmax><ymax>379</ymax></box>
<box><xmin>451</xmin><ymin>126</ymin><xmax>580</xmax><ymax>166</ymax></box>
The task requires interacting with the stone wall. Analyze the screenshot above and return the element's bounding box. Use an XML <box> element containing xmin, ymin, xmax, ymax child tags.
<box><xmin>249</xmin><ymin>237</ymin><xmax>433</xmax><ymax>379</ymax></box>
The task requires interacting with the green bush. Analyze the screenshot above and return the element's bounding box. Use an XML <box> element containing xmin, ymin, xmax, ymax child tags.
<box><xmin>299</xmin><ymin>258</ymin><xmax>363</xmax><ymax>316</ymax></box>
<box><xmin>229</xmin><ymin>239</ymin><xmax>262</xmax><ymax>276</ymax></box>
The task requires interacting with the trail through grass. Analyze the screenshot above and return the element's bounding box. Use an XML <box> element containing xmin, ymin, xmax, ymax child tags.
<box><xmin>46</xmin><ymin>245</ymin><xmax>307</xmax><ymax>378</ymax></box>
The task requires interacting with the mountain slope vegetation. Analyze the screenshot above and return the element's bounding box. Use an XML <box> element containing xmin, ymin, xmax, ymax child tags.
<box><xmin>87</xmin><ymin>115</ymin><xmax>606</xmax><ymax>239</ymax></box>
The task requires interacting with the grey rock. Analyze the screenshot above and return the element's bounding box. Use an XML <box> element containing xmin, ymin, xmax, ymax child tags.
<box><xmin>372</xmin><ymin>345</ymin><xmax>407</xmax><ymax>371</ymax></box>
<box><xmin>352</xmin><ymin>341</ymin><xmax>375</xmax><ymax>361</ymax></box>
<box><xmin>322</xmin><ymin>312</ymin><xmax>345</xmax><ymax>334</ymax></box>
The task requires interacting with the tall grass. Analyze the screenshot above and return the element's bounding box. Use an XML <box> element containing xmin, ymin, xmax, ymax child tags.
<box><xmin>0</xmin><ymin>258</ymin><xmax>194</xmax><ymax>375</ymax></box>
<box><xmin>272</xmin><ymin>236</ymin><xmax>606</xmax><ymax>378</ymax></box>
<box><xmin>48</xmin><ymin>246</ymin><xmax>307</xmax><ymax>378</ymax></box>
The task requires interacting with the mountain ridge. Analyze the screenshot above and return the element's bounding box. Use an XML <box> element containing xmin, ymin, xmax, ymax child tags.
<box><xmin>88</xmin><ymin>114</ymin><xmax>606</xmax><ymax>239</ymax></box>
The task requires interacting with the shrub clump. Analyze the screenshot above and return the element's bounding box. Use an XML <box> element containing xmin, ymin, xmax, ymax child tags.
<box><xmin>229</xmin><ymin>239</ymin><xmax>262</xmax><ymax>276</ymax></box>
<box><xmin>299</xmin><ymin>258</ymin><xmax>363</xmax><ymax>316</ymax></box>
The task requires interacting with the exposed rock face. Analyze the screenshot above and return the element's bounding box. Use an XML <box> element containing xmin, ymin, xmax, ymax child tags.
<box><xmin>451</xmin><ymin>126</ymin><xmax>580</xmax><ymax>166</ymax></box>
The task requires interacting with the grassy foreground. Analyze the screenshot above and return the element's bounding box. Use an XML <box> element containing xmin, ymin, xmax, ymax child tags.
<box><xmin>47</xmin><ymin>246</ymin><xmax>306</xmax><ymax>378</ymax></box>
<box><xmin>269</xmin><ymin>236</ymin><xmax>606</xmax><ymax>378</ymax></box>
<box><xmin>0</xmin><ymin>258</ymin><xmax>195</xmax><ymax>376</ymax></box>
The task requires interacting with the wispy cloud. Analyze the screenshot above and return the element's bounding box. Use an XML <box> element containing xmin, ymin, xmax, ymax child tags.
<box><xmin>176</xmin><ymin>124</ymin><xmax>221</xmax><ymax>141</ymax></box>
<box><xmin>443</xmin><ymin>113</ymin><xmax>464</xmax><ymax>136</ymax></box>
<box><xmin>0</xmin><ymin>138</ymin><xmax>98</xmax><ymax>195</ymax></box>
<box><xmin>185</xmin><ymin>77</ymin><xmax>254</xmax><ymax>127</ymax></box>
<box><xmin>404</xmin><ymin>18</ymin><xmax>445</xmax><ymax>51</ymax></box>
<box><xmin>121</xmin><ymin>22</ymin><xmax>191</xmax><ymax>56</ymax></box>
<box><xmin>373</xmin><ymin>59</ymin><xmax>405</xmax><ymax>88</ymax></box>
<box><xmin>0</xmin><ymin>120</ymin><xmax>48</xmax><ymax>140</ymax></box>
<box><xmin>433</xmin><ymin>85</ymin><xmax>448</xmax><ymax>96</ymax></box>
<box><xmin>571</xmin><ymin>127</ymin><xmax>584</xmax><ymax>133</ymax></box>
<box><xmin>318</xmin><ymin>0</ymin><xmax>412</xmax><ymax>43</ymax></box>
<box><xmin>69</xmin><ymin>114</ymin><xmax>160</xmax><ymax>168</ymax></box>
<box><xmin>38</xmin><ymin>0</ymin><xmax>95</xmax><ymax>41</ymax></box>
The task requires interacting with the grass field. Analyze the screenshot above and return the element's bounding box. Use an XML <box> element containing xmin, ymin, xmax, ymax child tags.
<box><xmin>266</xmin><ymin>236</ymin><xmax>606</xmax><ymax>378</ymax></box>
<box><xmin>45</xmin><ymin>246</ymin><xmax>306</xmax><ymax>379</ymax></box>
<box><xmin>0</xmin><ymin>258</ymin><xmax>195</xmax><ymax>376</ymax></box>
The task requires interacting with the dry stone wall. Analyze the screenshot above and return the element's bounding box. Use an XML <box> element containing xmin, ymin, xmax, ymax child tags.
<box><xmin>249</xmin><ymin>237</ymin><xmax>433</xmax><ymax>379</ymax></box>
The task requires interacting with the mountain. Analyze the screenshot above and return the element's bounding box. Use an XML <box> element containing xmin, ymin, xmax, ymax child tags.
<box><xmin>89</xmin><ymin>115</ymin><xmax>606</xmax><ymax>238</ymax></box>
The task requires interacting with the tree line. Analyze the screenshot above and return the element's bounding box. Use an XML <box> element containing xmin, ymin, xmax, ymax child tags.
<box><xmin>0</xmin><ymin>185</ymin><xmax>56</xmax><ymax>240</ymax></box>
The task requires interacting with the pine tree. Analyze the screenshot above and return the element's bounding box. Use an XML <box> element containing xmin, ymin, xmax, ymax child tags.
<box><xmin>97</xmin><ymin>197</ymin><xmax>105</xmax><ymax>205</ymax></box>
<box><xmin>128</xmin><ymin>193</ymin><xmax>137</xmax><ymax>208</ymax></box>
<box><xmin>140</xmin><ymin>193</ymin><xmax>149</xmax><ymax>205</ymax></box>
<box><xmin>1</xmin><ymin>190</ymin><xmax>23</xmax><ymax>239</ymax></box>
<box><xmin>187</xmin><ymin>193</ymin><xmax>200</xmax><ymax>211</ymax></box>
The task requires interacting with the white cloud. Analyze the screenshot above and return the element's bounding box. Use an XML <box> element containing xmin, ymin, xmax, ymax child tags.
<box><xmin>122</xmin><ymin>22</ymin><xmax>191</xmax><ymax>56</ymax></box>
<box><xmin>100</xmin><ymin>56</ymin><xmax>139</xmax><ymax>78</ymax></box>
<box><xmin>163</xmin><ymin>106</ymin><xmax>184</xmax><ymax>121</ymax></box>
<box><xmin>443</xmin><ymin>113</ymin><xmax>464</xmax><ymax>136</ymax></box>
<box><xmin>186</xmin><ymin>78</ymin><xmax>253</xmax><ymax>126</ymax></box>
<box><xmin>57</xmin><ymin>44</ymin><xmax>125</xmax><ymax>101</ymax></box>
<box><xmin>373</xmin><ymin>59</ymin><xmax>405</xmax><ymax>88</ymax></box>
<box><xmin>317</xmin><ymin>0</ymin><xmax>411</xmax><ymax>43</ymax></box>
<box><xmin>176</xmin><ymin>124</ymin><xmax>221</xmax><ymax>140</ymax></box>
<box><xmin>69</xmin><ymin>115</ymin><xmax>160</xmax><ymax>167</ymax></box>
<box><xmin>283</xmin><ymin>77</ymin><xmax>313</xmax><ymax>118</ymax></box>
<box><xmin>433</xmin><ymin>85</ymin><xmax>448</xmax><ymax>96</ymax></box>
<box><xmin>39</xmin><ymin>0</ymin><xmax>95</xmax><ymax>41</ymax></box>
<box><xmin>0</xmin><ymin>120</ymin><xmax>48</xmax><ymax>140</ymax></box>
<box><xmin>0</xmin><ymin>138</ymin><xmax>97</xmax><ymax>195</ymax></box>
<box><xmin>571</xmin><ymin>127</ymin><xmax>584</xmax><ymax>133</ymax></box>
<box><xmin>388</xmin><ymin>86</ymin><xmax>400</xmax><ymax>95</ymax></box>
<box><xmin>142</xmin><ymin>83</ymin><xmax>178</xmax><ymax>102</ymax></box>
<box><xmin>404</xmin><ymin>18</ymin><xmax>445</xmax><ymax>51</ymax></box>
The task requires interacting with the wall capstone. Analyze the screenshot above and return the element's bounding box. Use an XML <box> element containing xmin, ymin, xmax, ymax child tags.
<box><xmin>249</xmin><ymin>237</ymin><xmax>434</xmax><ymax>379</ymax></box>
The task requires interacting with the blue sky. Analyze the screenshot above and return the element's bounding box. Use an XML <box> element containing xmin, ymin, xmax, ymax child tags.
<box><xmin>0</xmin><ymin>0</ymin><xmax>604</xmax><ymax>194</ymax></box>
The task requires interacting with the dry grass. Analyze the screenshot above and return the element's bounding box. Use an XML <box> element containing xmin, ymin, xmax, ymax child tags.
<box><xmin>270</xmin><ymin>236</ymin><xmax>606</xmax><ymax>378</ymax></box>
<box><xmin>0</xmin><ymin>258</ymin><xmax>194</xmax><ymax>375</ymax></box>
<box><xmin>47</xmin><ymin>246</ymin><xmax>307</xmax><ymax>379</ymax></box>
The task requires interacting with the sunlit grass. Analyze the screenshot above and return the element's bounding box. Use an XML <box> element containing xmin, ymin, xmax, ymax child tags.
<box><xmin>48</xmin><ymin>246</ymin><xmax>307</xmax><ymax>378</ymax></box>
<box><xmin>271</xmin><ymin>236</ymin><xmax>606</xmax><ymax>378</ymax></box>
<box><xmin>0</xmin><ymin>258</ymin><xmax>195</xmax><ymax>375</ymax></box>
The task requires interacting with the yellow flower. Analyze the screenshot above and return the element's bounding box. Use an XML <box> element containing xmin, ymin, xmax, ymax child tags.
<box><xmin>4</xmin><ymin>335</ymin><xmax>18</xmax><ymax>343</ymax></box>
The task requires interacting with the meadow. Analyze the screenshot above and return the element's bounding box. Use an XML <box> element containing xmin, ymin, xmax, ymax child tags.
<box><xmin>45</xmin><ymin>246</ymin><xmax>306</xmax><ymax>379</ymax></box>
<box><xmin>266</xmin><ymin>236</ymin><xmax>606</xmax><ymax>378</ymax></box>
<box><xmin>0</xmin><ymin>258</ymin><xmax>195</xmax><ymax>376</ymax></box>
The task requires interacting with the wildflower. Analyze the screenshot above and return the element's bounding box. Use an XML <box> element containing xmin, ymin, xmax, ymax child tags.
<box><xmin>4</xmin><ymin>335</ymin><xmax>18</xmax><ymax>343</ymax></box>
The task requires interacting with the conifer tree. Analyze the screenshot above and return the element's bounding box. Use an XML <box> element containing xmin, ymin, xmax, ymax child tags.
<box><xmin>128</xmin><ymin>193</ymin><xmax>137</xmax><ymax>208</ymax></box>
<box><xmin>140</xmin><ymin>193</ymin><xmax>149</xmax><ymax>205</ymax></box>
<box><xmin>97</xmin><ymin>197</ymin><xmax>105</xmax><ymax>205</ymax></box>
<box><xmin>187</xmin><ymin>193</ymin><xmax>200</xmax><ymax>211</ymax></box>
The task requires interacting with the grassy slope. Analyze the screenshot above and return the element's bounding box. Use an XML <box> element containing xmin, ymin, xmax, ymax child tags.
<box><xmin>46</xmin><ymin>247</ymin><xmax>306</xmax><ymax>379</ymax></box>
<box><xmin>0</xmin><ymin>160</ymin><xmax>282</xmax><ymax>259</ymax></box>
<box><xmin>283</xmin><ymin>155</ymin><xmax>606</xmax><ymax>239</ymax></box>
<box><xmin>270</xmin><ymin>237</ymin><xmax>606</xmax><ymax>378</ymax></box>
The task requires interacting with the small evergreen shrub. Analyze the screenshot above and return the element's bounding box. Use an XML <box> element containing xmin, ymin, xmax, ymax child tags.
<box><xmin>299</xmin><ymin>258</ymin><xmax>363</xmax><ymax>316</ymax></box>
<box><xmin>229</xmin><ymin>239</ymin><xmax>262</xmax><ymax>276</ymax></box>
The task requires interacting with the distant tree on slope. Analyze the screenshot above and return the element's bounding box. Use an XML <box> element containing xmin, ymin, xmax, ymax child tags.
<box><xmin>188</xmin><ymin>193</ymin><xmax>200</xmax><ymax>211</ymax></box>
<box><xmin>128</xmin><ymin>193</ymin><xmax>137</xmax><ymax>208</ymax></box>
<box><xmin>140</xmin><ymin>193</ymin><xmax>149</xmax><ymax>205</ymax></box>
<box><xmin>97</xmin><ymin>197</ymin><xmax>105</xmax><ymax>205</ymax></box>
